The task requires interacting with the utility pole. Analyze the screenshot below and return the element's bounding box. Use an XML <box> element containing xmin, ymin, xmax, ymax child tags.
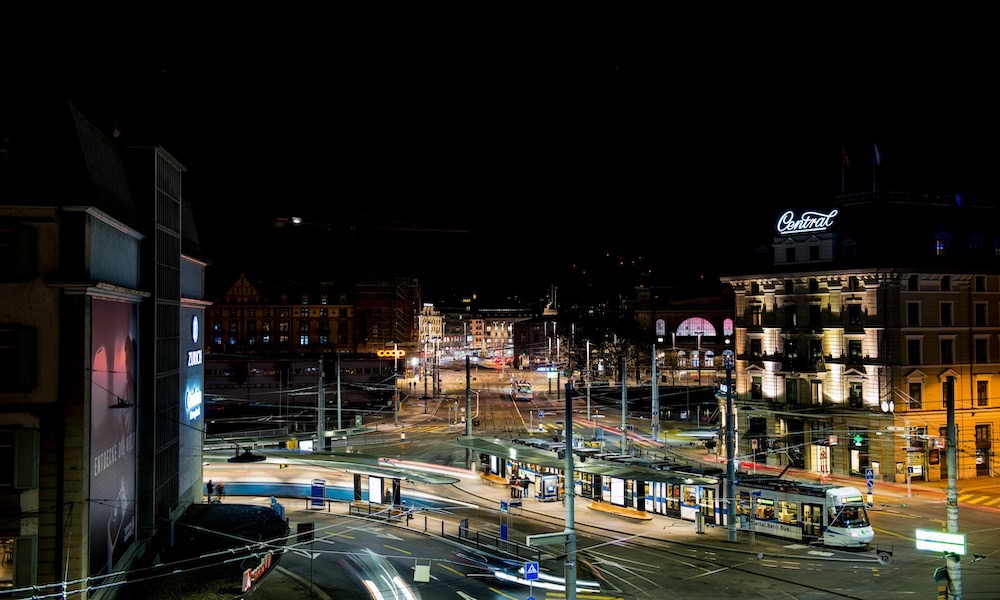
<box><xmin>724</xmin><ymin>349</ymin><xmax>736</xmax><ymax>543</ymax></box>
<box><xmin>620</xmin><ymin>354</ymin><xmax>628</xmax><ymax>455</ymax></box>
<box><xmin>336</xmin><ymin>353</ymin><xmax>342</xmax><ymax>430</ymax></box>
<box><xmin>651</xmin><ymin>342</ymin><xmax>659</xmax><ymax>442</ymax></box>
<box><xmin>317</xmin><ymin>359</ymin><xmax>325</xmax><ymax>451</ymax></box>
<box><xmin>393</xmin><ymin>342</ymin><xmax>399</xmax><ymax>427</ymax></box>
<box><xmin>945</xmin><ymin>375</ymin><xmax>962</xmax><ymax>598</ymax></box>
<box><xmin>564</xmin><ymin>381</ymin><xmax>577</xmax><ymax>600</ymax></box>
<box><xmin>585</xmin><ymin>340</ymin><xmax>591</xmax><ymax>421</ymax></box>
<box><xmin>465</xmin><ymin>357</ymin><xmax>472</xmax><ymax>437</ymax></box>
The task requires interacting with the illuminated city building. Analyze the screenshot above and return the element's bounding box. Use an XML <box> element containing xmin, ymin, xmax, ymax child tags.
<box><xmin>722</xmin><ymin>194</ymin><xmax>1000</xmax><ymax>482</ymax></box>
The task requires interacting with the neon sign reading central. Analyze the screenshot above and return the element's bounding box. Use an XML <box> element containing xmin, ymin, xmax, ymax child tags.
<box><xmin>776</xmin><ymin>209</ymin><xmax>838</xmax><ymax>235</ymax></box>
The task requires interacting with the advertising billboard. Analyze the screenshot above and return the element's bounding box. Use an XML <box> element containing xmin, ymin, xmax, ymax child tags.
<box><xmin>89</xmin><ymin>299</ymin><xmax>138</xmax><ymax>575</ymax></box>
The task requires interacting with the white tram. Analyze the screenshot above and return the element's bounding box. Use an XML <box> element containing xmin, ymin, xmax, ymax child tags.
<box><xmin>731</xmin><ymin>475</ymin><xmax>874</xmax><ymax>548</ymax></box>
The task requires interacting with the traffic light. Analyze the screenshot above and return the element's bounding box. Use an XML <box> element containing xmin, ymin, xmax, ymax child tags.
<box><xmin>852</xmin><ymin>432</ymin><xmax>864</xmax><ymax>447</ymax></box>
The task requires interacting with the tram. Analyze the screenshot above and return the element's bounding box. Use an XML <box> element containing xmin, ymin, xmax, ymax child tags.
<box><xmin>730</xmin><ymin>475</ymin><xmax>874</xmax><ymax>548</ymax></box>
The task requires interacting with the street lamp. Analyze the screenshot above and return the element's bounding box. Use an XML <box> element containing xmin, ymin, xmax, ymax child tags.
<box><xmin>722</xmin><ymin>348</ymin><xmax>736</xmax><ymax>543</ymax></box>
<box><xmin>392</xmin><ymin>342</ymin><xmax>400</xmax><ymax>427</ymax></box>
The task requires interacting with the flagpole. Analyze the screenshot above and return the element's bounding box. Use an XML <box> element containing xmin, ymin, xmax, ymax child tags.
<box><xmin>873</xmin><ymin>142</ymin><xmax>880</xmax><ymax>194</ymax></box>
<box><xmin>841</xmin><ymin>146</ymin><xmax>848</xmax><ymax>194</ymax></box>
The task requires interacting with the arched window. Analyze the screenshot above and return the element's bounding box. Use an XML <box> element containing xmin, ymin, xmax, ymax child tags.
<box><xmin>676</xmin><ymin>317</ymin><xmax>718</xmax><ymax>336</ymax></box>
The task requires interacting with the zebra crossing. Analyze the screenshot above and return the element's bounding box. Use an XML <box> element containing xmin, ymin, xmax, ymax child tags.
<box><xmin>958</xmin><ymin>493</ymin><xmax>1000</xmax><ymax>507</ymax></box>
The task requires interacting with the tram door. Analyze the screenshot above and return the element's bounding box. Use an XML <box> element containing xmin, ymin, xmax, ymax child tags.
<box><xmin>701</xmin><ymin>487</ymin><xmax>717</xmax><ymax>525</ymax></box>
<box><xmin>802</xmin><ymin>502</ymin><xmax>823</xmax><ymax>538</ymax></box>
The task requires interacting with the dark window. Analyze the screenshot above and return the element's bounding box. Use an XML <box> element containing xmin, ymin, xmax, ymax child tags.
<box><xmin>784</xmin><ymin>279</ymin><xmax>794</xmax><ymax>293</ymax></box>
<box><xmin>976</xmin><ymin>338</ymin><xmax>988</xmax><ymax>363</ymax></box>
<box><xmin>786</xmin><ymin>248</ymin><xmax>795</xmax><ymax>262</ymax></box>
<box><xmin>809</xmin><ymin>339</ymin><xmax>822</xmax><ymax>360</ymax></box>
<box><xmin>808</xmin><ymin>278</ymin><xmax>819</xmax><ymax>293</ymax></box>
<box><xmin>0</xmin><ymin>325</ymin><xmax>37</xmax><ymax>391</ymax></box>
<box><xmin>977</xmin><ymin>381</ymin><xmax>989</xmax><ymax>407</ymax></box>
<box><xmin>750</xmin><ymin>338</ymin><xmax>762</xmax><ymax>359</ymax></box>
<box><xmin>0</xmin><ymin>222</ymin><xmax>38</xmax><ymax>282</ymax></box>
<box><xmin>908</xmin><ymin>275</ymin><xmax>919</xmax><ymax>291</ymax></box>
<box><xmin>751</xmin><ymin>376</ymin><xmax>763</xmax><ymax>399</ymax></box>
<box><xmin>809</xmin><ymin>245</ymin><xmax>820</xmax><ymax>260</ymax></box>
<box><xmin>976</xmin><ymin>303</ymin><xmax>987</xmax><ymax>326</ymax></box>
<box><xmin>849</xmin><ymin>381</ymin><xmax>863</xmax><ymax>406</ymax></box>
<box><xmin>809</xmin><ymin>304</ymin><xmax>821</xmax><ymax>327</ymax></box>
<box><xmin>848</xmin><ymin>304</ymin><xmax>862</xmax><ymax>326</ymax></box>
<box><xmin>785</xmin><ymin>378</ymin><xmax>798</xmax><ymax>403</ymax></box>
<box><xmin>908</xmin><ymin>382</ymin><xmax>923</xmax><ymax>409</ymax></box>
<box><xmin>907</xmin><ymin>302</ymin><xmax>920</xmax><ymax>326</ymax></box>
<box><xmin>908</xmin><ymin>339</ymin><xmax>922</xmax><ymax>365</ymax></box>
<box><xmin>941</xmin><ymin>339</ymin><xmax>954</xmax><ymax>364</ymax></box>
<box><xmin>941</xmin><ymin>276</ymin><xmax>951</xmax><ymax>291</ymax></box>
<box><xmin>848</xmin><ymin>340</ymin><xmax>863</xmax><ymax>363</ymax></box>
<box><xmin>940</xmin><ymin>303</ymin><xmax>953</xmax><ymax>326</ymax></box>
<box><xmin>976</xmin><ymin>275</ymin><xmax>987</xmax><ymax>292</ymax></box>
<box><xmin>848</xmin><ymin>276</ymin><xmax>860</xmax><ymax>291</ymax></box>
<box><xmin>784</xmin><ymin>305</ymin><xmax>797</xmax><ymax>327</ymax></box>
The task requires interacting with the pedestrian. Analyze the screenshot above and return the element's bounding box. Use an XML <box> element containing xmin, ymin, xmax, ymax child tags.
<box><xmin>206</xmin><ymin>480</ymin><xmax>213</xmax><ymax>502</ymax></box>
<box><xmin>215</xmin><ymin>482</ymin><xmax>225</xmax><ymax>501</ymax></box>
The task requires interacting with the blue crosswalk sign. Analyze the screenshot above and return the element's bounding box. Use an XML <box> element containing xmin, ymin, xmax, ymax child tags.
<box><xmin>525</xmin><ymin>561</ymin><xmax>539</xmax><ymax>581</ymax></box>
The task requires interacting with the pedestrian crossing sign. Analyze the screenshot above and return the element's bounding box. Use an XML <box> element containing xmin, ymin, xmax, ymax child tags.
<box><xmin>524</xmin><ymin>561</ymin><xmax>539</xmax><ymax>580</ymax></box>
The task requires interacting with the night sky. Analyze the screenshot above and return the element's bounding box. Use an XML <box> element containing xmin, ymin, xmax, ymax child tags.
<box><xmin>11</xmin><ymin>19</ymin><xmax>1000</xmax><ymax>301</ymax></box>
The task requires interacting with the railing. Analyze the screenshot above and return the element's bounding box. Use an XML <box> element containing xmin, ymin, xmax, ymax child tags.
<box><xmin>335</xmin><ymin>497</ymin><xmax>544</xmax><ymax>563</ymax></box>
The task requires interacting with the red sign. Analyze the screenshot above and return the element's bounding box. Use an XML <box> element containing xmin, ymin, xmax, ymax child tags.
<box><xmin>242</xmin><ymin>551</ymin><xmax>274</xmax><ymax>592</ymax></box>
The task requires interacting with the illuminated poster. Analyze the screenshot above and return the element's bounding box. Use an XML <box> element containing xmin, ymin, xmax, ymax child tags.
<box><xmin>610</xmin><ymin>477</ymin><xmax>625</xmax><ymax>506</ymax></box>
<box><xmin>179</xmin><ymin>308</ymin><xmax>205</xmax><ymax>497</ymax></box>
<box><xmin>89</xmin><ymin>299</ymin><xmax>138</xmax><ymax>576</ymax></box>
<box><xmin>369</xmin><ymin>476</ymin><xmax>384</xmax><ymax>504</ymax></box>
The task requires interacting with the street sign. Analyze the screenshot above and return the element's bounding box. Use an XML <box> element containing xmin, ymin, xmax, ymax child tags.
<box><xmin>524</xmin><ymin>561</ymin><xmax>539</xmax><ymax>581</ymax></box>
<box><xmin>526</xmin><ymin>531</ymin><xmax>571</xmax><ymax>546</ymax></box>
<box><xmin>538</xmin><ymin>410</ymin><xmax>544</xmax><ymax>418</ymax></box>
<box><xmin>867</xmin><ymin>479</ymin><xmax>874</xmax><ymax>489</ymax></box>
<box><xmin>865</xmin><ymin>468</ymin><xmax>874</xmax><ymax>480</ymax></box>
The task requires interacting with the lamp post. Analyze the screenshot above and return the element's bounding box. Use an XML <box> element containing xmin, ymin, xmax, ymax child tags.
<box><xmin>723</xmin><ymin>348</ymin><xmax>736</xmax><ymax>543</ymax></box>
<box><xmin>652</xmin><ymin>341</ymin><xmax>659</xmax><ymax>442</ymax></box>
<box><xmin>585</xmin><ymin>340</ymin><xmax>591</xmax><ymax>421</ymax></box>
<box><xmin>392</xmin><ymin>342</ymin><xmax>399</xmax><ymax>427</ymax></box>
<box><xmin>423</xmin><ymin>339</ymin><xmax>429</xmax><ymax>408</ymax></box>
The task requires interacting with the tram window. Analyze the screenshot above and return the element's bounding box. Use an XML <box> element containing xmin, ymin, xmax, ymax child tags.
<box><xmin>682</xmin><ymin>486</ymin><xmax>697</xmax><ymax>506</ymax></box>
<box><xmin>756</xmin><ymin>497</ymin><xmax>775</xmax><ymax>520</ymax></box>
<box><xmin>737</xmin><ymin>491</ymin><xmax>751</xmax><ymax>516</ymax></box>
<box><xmin>829</xmin><ymin>505</ymin><xmax>870</xmax><ymax>527</ymax></box>
<box><xmin>777</xmin><ymin>500</ymin><xmax>797</xmax><ymax>524</ymax></box>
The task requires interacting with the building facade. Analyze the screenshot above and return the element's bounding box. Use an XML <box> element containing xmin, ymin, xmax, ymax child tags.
<box><xmin>0</xmin><ymin>101</ymin><xmax>208</xmax><ymax>597</ymax></box>
<box><xmin>722</xmin><ymin>194</ymin><xmax>1000</xmax><ymax>483</ymax></box>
